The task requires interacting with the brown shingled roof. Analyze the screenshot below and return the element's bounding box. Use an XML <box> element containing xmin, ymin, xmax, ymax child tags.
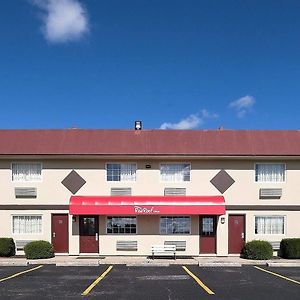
<box><xmin>0</xmin><ymin>129</ymin><xmax>299</xmax><ymax>156</ymax></box>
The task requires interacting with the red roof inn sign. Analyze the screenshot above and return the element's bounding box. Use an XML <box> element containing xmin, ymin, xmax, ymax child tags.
<box><xmin>134</xmin><ymin>206</ymin><xmax>160</xmax><ymax>214</ymax></box>
<box><xmin>69</xmin><ymin>196</ymin><xmax>226</xmax><ymax>216</ymax></box>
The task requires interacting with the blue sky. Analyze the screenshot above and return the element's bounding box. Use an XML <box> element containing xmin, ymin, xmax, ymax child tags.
<box><xmin>0</xmin><ymin>0</ymin><xmax>300</xmax><ymax>130</ymax></box>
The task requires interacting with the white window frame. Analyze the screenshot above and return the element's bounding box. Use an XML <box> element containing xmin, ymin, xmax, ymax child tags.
<box><xmin>106</xmin><ymin>216</ymin><xmax>138</xmax><ymax>235</ymax></box>
<box><xmin>11</xmin><ymin>162</ymin><xmax>43</xmax><ymax>183</ymax></box>
<box><xmin>159</xmin><ymin>216</ymin><xmax>191</xmax><ymax>235</ymax></box>
<box><xmin>254</xmin><ymin>215</ymin><xmax>286</xmax><ymax>235</ymax></box>
<box><xmin>11</xmin><ymin>214</ymin><xmax>43</xmax><ymax>235</ymax></box>
<box><xmin>160</xmin><ymin>163</ymin><xmax>191</xmax><ymax>183</ymax></box>
<box><xmin>106</xmin><ymin>163</ymin><xmax>137</xmax><ymax>182</ymax></box>
<box><xmin>254</xmin><ymin>163</ymin><xmax>286</xmax><ymax>183</ymax></box>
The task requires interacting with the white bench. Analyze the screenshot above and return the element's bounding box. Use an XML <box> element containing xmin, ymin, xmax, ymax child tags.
<box><xmin>151</xmin><ymin>245</ymin><xmax>176</xmax><ymax>259</ymax></box>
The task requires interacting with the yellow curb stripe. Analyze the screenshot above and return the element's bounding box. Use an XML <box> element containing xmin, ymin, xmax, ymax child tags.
<box><xmin>0</xmin><ymin>265</ymin><xmax>43</xmax><ymax>283</ymax></box>
<box><xmin>81</xmin><ymin>265</ymin><xmax>113</xmax><ymax>296</ymax></box>
<box><xmin>182</xmin><ymin>266</ymin><xmax>215</xmax><ymax>295</ymax></box>
<box><xmin>254</xmin><ymin>266</ymin><xmax>300</xmax><ymax>286</ymax></box>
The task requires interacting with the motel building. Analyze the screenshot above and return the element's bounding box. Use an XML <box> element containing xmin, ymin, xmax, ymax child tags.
<box><xmin>0</xmin><ymin>127</ymin><xmax>300</xmax><ymax>257</ymax></box>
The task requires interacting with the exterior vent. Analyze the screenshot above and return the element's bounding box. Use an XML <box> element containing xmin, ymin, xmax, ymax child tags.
<box><xmin>259</xmin><ymin>188</ymin><xmax>282</xmax><ymax>199</ymax></box>
<box><xmin>116</xmin><ymin>241</ymin><xmax>137</xmax><ymax>251</ymax></box>
<box><xmin>15</xmin><ymin>240</ymin><xmax>35</xmax><ymax>250</ymax></box>
<box><xmin>15</xmin><ymin>187</ymin><xmax>37</xmax><ymax>198</ymax></box>
<box><xmin>111</xmin><ymin>188</ymin><xmax>132</xmax><ymax>196</ymax></box>
<box><xmin>164</xmin><ymin>188</ymin><xmax>186</xmax><ymax>196</ymax></box>
<box><xmin>164</xmin><ymin>241</ymin><xmax>186</xmax><ymax>251</ymax></box>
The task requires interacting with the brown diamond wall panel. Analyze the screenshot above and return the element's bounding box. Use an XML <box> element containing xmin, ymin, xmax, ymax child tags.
<box><xmin>61</xmin><ymin>170</ymin><xmax>86</xmax><ymax>194</ymax></box>
<box><xmin>210</xmin><ymin>169</ymin><xmax>235</xmax><ymax>194</ymax></box>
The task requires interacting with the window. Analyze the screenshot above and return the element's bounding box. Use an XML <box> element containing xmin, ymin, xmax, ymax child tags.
<box><xmin>81</xmin><ymin>217</ymin><xmax>97</xmax><ymax>235</ymax></box>
<box><xmin>12</xmin><ymin>163</ymin><xmax>42</xmax><ymax>182</ymax></box>
<box><xmin>160</xmin><ymin>216</ymin><xmax>191</xmax><ymax>234</ymax></box>
<box><xmin>160</xmin><ymin>164</ymin><xmax>191</xmax><ymax>182</ymax></box>
<box><xmin>107</xmin><ymin>217</ymin><xmax>137</xmax><ymax>234</ymax></box>
<box><xmin>255</xmin><ymin>163</ymin><xmax>285</xmax><ymax>182</ymax></box>
<box><xmin>12</xmin><ymin>215</ymin><xmax>42</xmax><ymax>234</ymax></box>
<box><xmin>201</xmin><ymin>216</ymin><xmax>216</xmax><ymax>236</ymax></box>
<box><xmin>255</xmin><ymin>216</ymin><xmax>285</xmax><ymax>234</ymax></box>
<box><xmin>106</xmin><ymin>164</ymin><xmax>136</xmax><ymax>181</ymax></box>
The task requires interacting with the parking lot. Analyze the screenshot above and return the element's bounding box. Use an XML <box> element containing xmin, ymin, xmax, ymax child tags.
<box><xmin>0</xmin><ymin>264</ymin><xmax>299</xmax><ymax>299</ymax></box>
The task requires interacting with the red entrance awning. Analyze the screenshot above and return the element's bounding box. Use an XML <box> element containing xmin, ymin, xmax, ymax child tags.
<box><xmin>69</xmin><ymin>196</ymin><xmax>225</xmax><ymax>215</ymax></box>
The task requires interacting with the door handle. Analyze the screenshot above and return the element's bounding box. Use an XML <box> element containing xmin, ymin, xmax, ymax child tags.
<box><xmin>52</xmin><ymin>232</ymin><xmax>56</xmax><ymax>238</ymax></box>
<box><xmin>241</xmin><ymin>232</ymin><xmax>245</xmax><ymax>239</ymax></box>
<box><xmin>95</xmin><ymin>233</ymin><xmax>99</xmax><ymax>241</ymax></box>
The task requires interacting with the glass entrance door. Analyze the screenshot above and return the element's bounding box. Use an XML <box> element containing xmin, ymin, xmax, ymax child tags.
<box><xmin>200</xmin><ymin>216</ymin><xmax>217</xmax><ymax>254</ymax></box>
<box><xmin>79</xmin><ymin>216</ymin><xmax>99</xmax><ymax>253</ymax></box>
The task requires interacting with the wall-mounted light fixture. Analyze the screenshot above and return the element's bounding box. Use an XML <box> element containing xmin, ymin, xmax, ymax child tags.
<box><xmin>72</xmin><ymin>215</ymin><xmax>77</xmax><ymax>223</ymax></box>
<box><xmin>135</xmin><ymin>120</ymin><xmax>142</xmax><ymax>130</ymax></box>
<box><xmin>145</xmin><ymin>164</ymin><xmax>151</xmax><ymax>169</ymax></box>
<box><xmin>220</xmin><ymin>217</ymin><xmax>225</xmax><ymax>224</ymax></box>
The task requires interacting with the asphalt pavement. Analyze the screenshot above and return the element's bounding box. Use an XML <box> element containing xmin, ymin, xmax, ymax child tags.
<box><xmin>0</xmin><ymin>265</ymin><xmax>299</xmax><ymax>299</ymax></box>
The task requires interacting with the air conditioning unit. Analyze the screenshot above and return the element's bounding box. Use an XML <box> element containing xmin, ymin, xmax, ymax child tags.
<box><xmin>111</xmin><ymin>188</ymin><xmax>132</xmax><ymax>196</ymax></box>
<box><xmin>164</xmin><ymin>188</ymin><xmax>186</xmax><ymax>196</ymax></box>
<box><xmin>15</xmin><ymin>187</ymin><xmax>37</xmax><ymax>198</ymax></box>
<box><xmin>259</xmin><ymin>188</ymin><xmax>282</xmax><ymax>199</ymax></box>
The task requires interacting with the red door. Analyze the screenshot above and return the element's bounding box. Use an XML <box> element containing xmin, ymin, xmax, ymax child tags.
<box><xmin>79</xmin><ymin>216</ymin><xmax>99</xmax><ymax>253</ymax></box>
<box><xmin>52</xmin><ymin>214</ymin><xmax>69</xmax><ymax>253</ymax></box>
<box><xmin>228</xmin><ymin>215</ymin><xmax>245</xmax><ymax>254</ymax></box>
<box><xmin>200</xmin><ymin>216</ymin><xmax>217</xmax><ymax>254</ymax></box>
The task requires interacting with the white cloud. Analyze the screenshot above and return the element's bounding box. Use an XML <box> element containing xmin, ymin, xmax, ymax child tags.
<box><xmin>159</xmin><ymin>109</ymin><xmax>218</xmax><ymax>130</ymax></box>
<box><xmin>229</xmin><ymin>95</ymin><xmax>255</xmax><ymax>118</ymax></box>
<box><xmin>31</xmin><ymin>0</ymin><xmax>89</xmax><ymax>43</ymax></box>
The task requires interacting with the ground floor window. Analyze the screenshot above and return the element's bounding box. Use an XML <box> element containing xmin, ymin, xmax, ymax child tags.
<box><xmin>12</xmin><ymin>215</ymin><xmax>42</xmax><ymax>234</ymax></box>
<box><xmin>107</xmin><ymin>216</ymin><xmax>137</xmax><ymax>234</ymax></box>
<box><xmin>255</xmin><ymin>216</ymin><xmax>285</xmax><ymax>234</ymax></box>
<box><xmin>160</xmin><ymin>216</ymin><xmax>191</xmax><ymax>234</ymax></box>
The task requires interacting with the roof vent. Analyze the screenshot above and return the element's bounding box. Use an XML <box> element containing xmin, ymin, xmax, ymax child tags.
<box><xmin>135</xmin><ymin>120</ymin><xmax>142</xmax><ymax>130</ymax></box>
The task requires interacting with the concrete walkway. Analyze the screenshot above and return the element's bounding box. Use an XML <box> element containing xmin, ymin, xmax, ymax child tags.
<box><xmin>1</xmin><ymin>255</ymin><xmax>300</xmax><ymax>267</ymax></box>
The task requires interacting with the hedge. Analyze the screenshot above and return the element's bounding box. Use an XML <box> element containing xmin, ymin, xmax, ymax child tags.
<box><xmin>280</xmin><ymin>238</ymin><xmax>300</xmax><ymax>259</ymax></box>
<box><xmin>24</xmin><ymin>240</ymin><xmax>54</xmax><ymax>259</ymax></box>
<box><xmin>242</xmin><ymin>240</ymin><xmax>273</xmax><ymax>260</ymax></box>
<box><xmin>0</xmin><ymin>238</ymin><xmax>15</xmax><ymax>257</ymax></box>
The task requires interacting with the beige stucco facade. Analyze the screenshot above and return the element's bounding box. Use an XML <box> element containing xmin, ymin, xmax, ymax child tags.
<box><xmin>0</xmin><ymin>158</ymin><xmax>299</xmax><ymax>256</ymax></box>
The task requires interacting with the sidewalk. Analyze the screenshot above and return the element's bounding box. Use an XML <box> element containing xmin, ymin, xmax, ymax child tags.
<box><xmin>0</xmin><ymin>255</ymin><xmax>299</xmax><ymax>267</ymax></box>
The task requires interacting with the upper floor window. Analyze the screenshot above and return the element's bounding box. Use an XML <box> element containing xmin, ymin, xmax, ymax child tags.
<box><xmin>160</xmin><ymin>163</ymin><xmax>191</xmax><ymax>182</ymax></box>
<box><xmin>255</xmin><ymin>163</ymin><xmax>285</xmax><ymax>182</ymax></box>
<box><xmin>106</xmin><ymin>163</ymin><xmax>136</xmax><ymax>181</ymax></box>
<box><xmin>12</xmin><ymin>163</ymin><xmax>42</xmax><ymax>182</ymax></box>
<box><xmin>255</xmin><ymin>216</ymin><xmax>285</xmax><ymax>234</ymax></box>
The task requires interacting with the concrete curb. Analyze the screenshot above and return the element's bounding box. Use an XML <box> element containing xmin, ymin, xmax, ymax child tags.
<box><xmin>56</xmin><ymin>261</ymin><xmax>100</xmax><ymax>267</ymax></box>
<box><xmin>198</xmin><ymin>262</ymin><xmax>242</xmax><ymax>267</ymax></box>
<box><xmin>28</xmin><ymin>261</ymin><xmax>56</xmax><ymax>265</ymax></box>
<box><xmin>0</xmin><ymin>261</ymin><xmax>28</xmax><ymax>267</ymax></box>
<box><xmin>267</xmin><ymin>262</ymin><xmax>300</xmax><ymax>267</ymax></box>
<box><xmin>126</xmin><ymin>263</ymin><xmax>170</xmax><ymax>267</ymax></box>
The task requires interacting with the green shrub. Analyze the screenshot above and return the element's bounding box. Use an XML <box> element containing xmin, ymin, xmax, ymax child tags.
<box><xmin>242</xmin><ymin>240</ymin><xmax>273</xmax><ymax>260</ymax></box>
<box><xmin>0</xmin><ymin>238</ymin><xmax>15</xmax><ymax>257</ymax></box>
<box><xmin>24</xmin><ymin>240</ymin><xmax>54</xmax><ymax>259</ymax></box>
<box><xmin>280</xmin><ymin>238</ymin><xmax>300</xmax><ymax>259</ymax></box>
